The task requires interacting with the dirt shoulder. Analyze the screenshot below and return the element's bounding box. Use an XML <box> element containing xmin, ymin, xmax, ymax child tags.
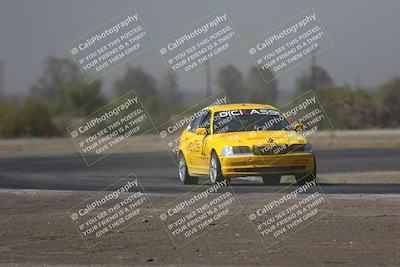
<box><xmin>1</xmin><ymin>190</ymin><xmax>400</xmax><ymax>266</ymax></box>
<box><xmin>1</xmin><ymin>129</ymin><xmax>400</xmax><ymax>157</ymax></box>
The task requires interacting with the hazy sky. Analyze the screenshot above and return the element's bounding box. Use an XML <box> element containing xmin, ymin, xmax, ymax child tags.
<box><xmin>0</xmin><ymin>0</ymin><xmax>399</xmax><ymax>100</ymax></box>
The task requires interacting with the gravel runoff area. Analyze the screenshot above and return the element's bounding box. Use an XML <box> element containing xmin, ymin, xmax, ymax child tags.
<box><xmin>1</xmin><ymin>190</ymin><xmax>400</xmax><ymax>266</ymax></box>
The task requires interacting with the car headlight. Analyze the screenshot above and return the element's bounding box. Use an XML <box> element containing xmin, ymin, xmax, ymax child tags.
<box><xmin>304</xmin><ymin>143</ymin><xmax>313</xmax><ymax>153</ymax></box>
<box><xmin>289</xmin><ymin>143</ymin><xmax>313</xmax><ymax>153</ymax></box>
<box><xmin>221</xmin><ymin>146</ymin><xmax>252</xmax><ymax>157</ymax></box>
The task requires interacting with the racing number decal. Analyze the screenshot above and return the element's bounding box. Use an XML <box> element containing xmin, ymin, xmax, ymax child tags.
<box><xmin>190</xmin><ymin>141</ymin><xmax>200</xmax><ymax>152</ymax></box>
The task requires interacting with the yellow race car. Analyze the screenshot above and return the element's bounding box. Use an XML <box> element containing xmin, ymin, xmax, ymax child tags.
<box><xmin>177</xmin><ymin>103</ymin><xmax>316</xmax><ymax>185</ymax></box>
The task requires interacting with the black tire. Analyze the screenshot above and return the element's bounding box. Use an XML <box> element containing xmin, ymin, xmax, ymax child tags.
<box><xmin>209</xmin><ymin>151</ymin><xmax>225</xmax><ymax>184</ymax></box>
<box><xmin>295</xmin><ymin>156</ymin><xmax>317</xmax><ymax>185</ymax></box>
<box><xmin>178</xmin><ymin>153</ymin><xmax>198</xmax><ymax>185</ymax></box>
<box><xmin>262</xmin><ymin>175</ymin><xmax>281</xmax><ymax>185</ymax></box>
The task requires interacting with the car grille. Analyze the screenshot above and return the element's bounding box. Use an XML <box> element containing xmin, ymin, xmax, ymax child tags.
<box><xmin>253</xmin><ymin>144</ymin><xmax>305</xmax><ymax>155</ymax></box>
<box><xmin>290</xmin><ymin>144</ymin><xmax>306</xmax><ymax>152</ymax></box>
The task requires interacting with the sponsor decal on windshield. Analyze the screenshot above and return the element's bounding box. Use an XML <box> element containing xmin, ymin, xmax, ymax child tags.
<box><xmin>218</xmin><ymin>109</ymin><xmax>280</xmax><ymax>118</ymax></box>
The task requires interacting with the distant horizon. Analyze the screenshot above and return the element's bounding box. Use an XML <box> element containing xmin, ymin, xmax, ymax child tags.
<box><xmin>1</xmin><ymin>0</ymin><xmax>398</xmax><ymax>101</ymax></box>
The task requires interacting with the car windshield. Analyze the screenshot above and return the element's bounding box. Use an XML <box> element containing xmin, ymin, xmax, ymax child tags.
<box><xmin>213</xmin><ymin>109</ymin><xmax>292</xmax><ymax>134</ymax></box>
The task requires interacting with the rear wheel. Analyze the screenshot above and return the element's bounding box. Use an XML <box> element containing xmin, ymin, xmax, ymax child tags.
<box><xmin>261</xmin><ymin>175</ymin><xmax>281</xmax><ymax>186</ymax></box>
<box><xmin>295</xmin><ymin>156</ymin><xmax>316</xmax><ymax>185</ymax></box>
<box><xmin>209</xmin><ymin>152</ymin><xmax>225</xmax><ymax>184</ymax></box>
<box><xmin>178</xmin><ymin>153</ymin><xmax>198</xmax><ymax>185</ymax></box>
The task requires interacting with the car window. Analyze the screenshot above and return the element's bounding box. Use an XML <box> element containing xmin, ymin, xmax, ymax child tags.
<box><xmin>188</xmin><ymin>113</ymin><xmax>204</xmax><ymax>133</ymax></box>
<box><xmin>199</xmin><ymin>111</ymin><xmax>211</xmax><ymax>131</ymax></box>
<box><xmin>187</xmin><ymin>118</ymin><xmax>197</xmax><ymax>133</ymax></box>
<box><xmin>188</xmin><ymin>110</ymin><xmax>209</xmax><ymax>133</ymax></box>
<box><xmin>188</xmin><ymin>117</ymin><xmax>199</xmax><ymax>133</ymax></box>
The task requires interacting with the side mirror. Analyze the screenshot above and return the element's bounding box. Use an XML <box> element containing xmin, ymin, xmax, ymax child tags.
<box><xmin>195</xmin><ymin>128</ymin><xmax>207</xmax><ymax>136</ymax></box>
<box><xmin>294</xmin><ymin>123</ymin><xmax>305</xmax><ymax>132</ymax></box>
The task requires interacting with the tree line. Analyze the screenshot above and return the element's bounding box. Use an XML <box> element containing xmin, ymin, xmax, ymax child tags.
<box><xmin>0</xmin><ymin>56</ymin><xmax>399</xmax><ymax>137</ymax></box>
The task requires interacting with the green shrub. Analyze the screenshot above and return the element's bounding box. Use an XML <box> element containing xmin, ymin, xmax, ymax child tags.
<box><xmin>0</xmin><ymin>101</ymin><xmax>24</xmax><ymax>137</ymax></box>
<box><xmin>21</xmin><ymin>98</ymin><xmax>56</xmax><ymax>136</ymax></box>
<box><xmin>0</xmin><ymin>98</ymin><xmax>56</xmax><ymax>138</ymax></box>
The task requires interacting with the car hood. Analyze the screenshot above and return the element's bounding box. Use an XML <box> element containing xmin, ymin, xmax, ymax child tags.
<box><xmin>212</xmin><ymin>130</ymin><xmax>307</xmax><ymax>147</ymax></box>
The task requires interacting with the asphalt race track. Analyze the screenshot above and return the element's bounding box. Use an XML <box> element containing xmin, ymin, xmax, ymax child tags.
<box><xmin>1</xmin><ymin>147</ymin><xmax>399</xmax><ymax>194</ymax></box>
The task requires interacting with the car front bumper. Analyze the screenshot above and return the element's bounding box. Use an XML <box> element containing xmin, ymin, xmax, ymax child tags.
<box><xmin>219</xmin><ymin>153</ymin><xmax>315</xmax><ymax>178</ymax></box>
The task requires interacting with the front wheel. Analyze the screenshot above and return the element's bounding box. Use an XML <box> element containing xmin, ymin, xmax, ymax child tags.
<box><xmin>178</xmin><ymin>153</ymin><xmax>198</xmax><ymax>185</ymax></box>
<box><xmin>209</xmin><ymin>152</ymin><xmax>225</xmax><ymax>184</ymax></box>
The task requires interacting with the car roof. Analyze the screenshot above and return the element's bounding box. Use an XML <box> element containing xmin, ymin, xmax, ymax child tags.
<box><xmin>206</xmin><ymin>103</ymin><xmax>279</xmax><ymax>112</ymax></box>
